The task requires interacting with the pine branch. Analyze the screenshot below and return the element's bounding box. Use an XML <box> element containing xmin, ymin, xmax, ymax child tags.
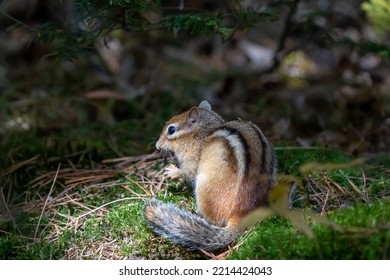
<box><xmin>269</xmin><ymin>0</ymin><xmax>300</xmax><ymax>72</ymax></box>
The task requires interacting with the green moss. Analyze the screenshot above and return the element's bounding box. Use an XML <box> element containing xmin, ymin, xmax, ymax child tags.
<box><xmin>0</xmin><ymin>232</ymin><xmax>67</xmax><ymax>260</ymax></box>
<box><xmin>229</xmin><ymin>199</ymin><xmax>390</xmax><ymax>259</ymax></box>
<box><xmin>275</xmin><ymin>148</ymin><xmax>351</xmax><ymax>176</ymax></box>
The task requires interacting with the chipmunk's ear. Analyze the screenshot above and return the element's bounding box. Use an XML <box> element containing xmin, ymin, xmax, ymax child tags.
<box><xmin>188</xmin><ymin>107</ymin><xmax>200</xmax><ymax>124</ymax></box>
<box><xmin>198</xmin><ymin>100</ymin><xmax>211</xmax><ymax>111</ymax></box>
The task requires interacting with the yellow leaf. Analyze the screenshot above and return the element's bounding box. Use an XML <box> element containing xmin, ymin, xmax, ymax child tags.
<box><xmin>284</xmin><ymin>210</ymin><xmax>314</xmax><ymax>239</ymax></box>
<box><xmin>299</xmin><ymin>158</ymin><xmax>365</xmax><ymax>174</ymax></box>
<box><xmin>269</xmin><ymin>180</ymin><xmax>291</xmax><ymax>212</ymax></box>
<box><xmin>239</xmin><ymin>207</ymin><xmax>275</xmax><ymax>229</ymax></box>
<box><xmin>240</xmin><ymin>171</ymin><xmax>344</xmax><ymax>239</ymax></box>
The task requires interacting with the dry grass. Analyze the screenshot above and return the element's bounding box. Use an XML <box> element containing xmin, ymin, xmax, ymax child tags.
<box><xmin>1</xmin><ymin>152</ymin><xmax>172</xmax><ymax>259</ymax></box>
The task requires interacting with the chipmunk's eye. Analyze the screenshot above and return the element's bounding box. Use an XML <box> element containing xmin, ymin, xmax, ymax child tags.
<box><xmin>167</xmin><ymin>125</ymin><xmax>176</xmax><ymax>135</ymax></box>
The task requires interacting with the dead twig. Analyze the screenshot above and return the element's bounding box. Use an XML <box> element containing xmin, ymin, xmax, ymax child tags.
<box><xmin>102</xmin><ymin>152</ymin><xmax>161</xmax><ymax>164</ymax></box>
<box><xmin>265</xmin><ymin>0</ymin><xmax>300</xmax><ymax>73</ymax></box>
<box><xmin>1</xmin><ymin>188</ymin><xmax>22</xmax><ymax>236</ymax></box>
<box><xmin>34</xmin><ymin>164</ymin><xmax>61</xmax><ymax>239</ymax></box>
<box><xmin>346</xmin><ymin>177</ymin><xmax>369</xmax><ymax>203</ymax></box>
<box><xmin>126</xmin><ymin>175</ymin><xmax>152</xmax><ymax>196</ymax></box>
<box><xmin>320</xmin><ymin>189</ymin><xmax>330</xmax><ymax>214</ymax></box>
<box><xmin>75</xmin><ymin>197</ymin><xmax>141</xmax><ymax>221</ymax></box>
<box><xmin>0</xmin><ymin>155</ymin><xmax>40</xmax><ymax>177</ymax></box>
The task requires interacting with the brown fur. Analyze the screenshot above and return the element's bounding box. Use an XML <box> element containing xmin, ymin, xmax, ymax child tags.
<box><xmin>146</xmin><ymin>100</ymin><xmax>276</xmax><ymax>250</ymax></box>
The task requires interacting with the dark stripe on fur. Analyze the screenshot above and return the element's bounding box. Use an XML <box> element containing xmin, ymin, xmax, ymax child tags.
<box><xmin>221</xmin><ymin>126</ymin><xmax>251</xmax><ymax>176</ymax></box>
<box><xmin>251</xmin><ymin>123</ymin><xmax>269</xmax><ymax>174</ymax></box>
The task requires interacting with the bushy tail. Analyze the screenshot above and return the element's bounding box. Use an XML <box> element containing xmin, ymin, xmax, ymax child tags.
<box><xmin>144</xmin><ymin>199</ymin><xmax>239</xmax><ymax>251</ymax></box>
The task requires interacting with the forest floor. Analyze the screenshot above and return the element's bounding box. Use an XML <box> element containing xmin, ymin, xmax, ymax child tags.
<box><xmin>1</xmin><ymin>144</ymin><xmax>389</xmax><ymax>259</ymax></box>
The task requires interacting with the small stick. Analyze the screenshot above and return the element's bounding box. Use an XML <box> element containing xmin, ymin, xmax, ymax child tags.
<box><xmin>34</xmin><ymin>164</ymin><xmax>60</xmax><ymax>239</ymax></box>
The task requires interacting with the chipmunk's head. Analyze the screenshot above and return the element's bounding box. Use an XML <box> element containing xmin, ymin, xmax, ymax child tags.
<box><xmin>156</xmin><ymin>100</ymin><xmax>223</xmax><ymax>153</ymax></box>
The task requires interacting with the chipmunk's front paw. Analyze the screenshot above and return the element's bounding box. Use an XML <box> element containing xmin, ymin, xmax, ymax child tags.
<box><xmin>164</xmin><ymin>164</ymin><xmax>182</xmax><ymax>179</ymax></box>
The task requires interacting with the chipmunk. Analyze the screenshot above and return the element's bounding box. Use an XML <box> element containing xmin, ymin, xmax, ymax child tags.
<box><xmin>144</xmin><ymin>100</ymin><xmax>276</xmax><ymax>251</ymax></box>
